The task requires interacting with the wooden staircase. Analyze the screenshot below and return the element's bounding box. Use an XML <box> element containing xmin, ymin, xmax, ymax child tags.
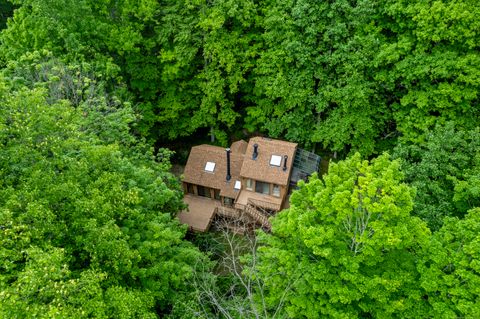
<box><xmin>245</xmin><ymin>204</ymin><xmax>271</xmax><ymax>231</ymax></box>
<box><xmin>214</xmin><ymin>199</ymin><xmax>273</xmax><ymax>232</ymax></box>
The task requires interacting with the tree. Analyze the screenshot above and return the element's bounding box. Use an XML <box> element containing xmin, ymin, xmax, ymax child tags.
<box><xmin>393</xmin><ymin>123</ymin><xmax>480</xmax><ymax>230</ymax></box>
<box><xmin>249</xmin><ymin>0</ymin><xmax>389</xmax><ymax>154</ymax></box>
<box><xmin>176</xmin><ymin>218</ymin><xmax>291</xmax><ymax>319</ymax></box>
<box><xmin>0</xmin><ymin>0</ymin><xmax>260</xmax><ymax>144</ymax></box>
<box><xmin>419</xmin><ymin>209</ymin><xmax>480</xmax><ymax>318</ymax></box>
<box><xmin>3</xmin><ymin>0</ymin><xmax>478</xmax><ymax>153</ymax></box>
<box><xmin>0</xmin><ymin>78</ymin><xmax>206</xmax><ymax>317</ymax></box>
<box><xmin>375</xmin><ymin>0</ymin><xmax>480</xmax><ymax>143</ymax></box>
<box><xmin>2</xmin><ymin>50</ymin><xmax>137</xmax><ymax>145</ymax></box>
<box><xmin>255</xmin><ymin>153</ymin><xmax>431</xmax><ymax>318</ymax></box>
<box><xmin>153</xmin><ymin>0</ymin><xmax>261</xmax><ymax>144</ymax></box>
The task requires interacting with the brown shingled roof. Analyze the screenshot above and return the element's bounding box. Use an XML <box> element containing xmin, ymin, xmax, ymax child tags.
<box><xmin>183</xmin><ymin>145</ymin><xmax>244</xmax><ymax>199</ymax></box>
<box><xmin>240</xmin><ymin>137</ymin><xmax>297</xmax><ymax>186</ymax></box>
<box><xmin>230</xmin><ymin>140</ymin><xmax>248</xmax><ymax>154</ymax></box>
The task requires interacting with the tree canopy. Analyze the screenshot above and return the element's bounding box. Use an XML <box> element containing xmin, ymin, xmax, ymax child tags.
<box><xmin>255</xmin><ymin>154</ymin><xmax>431</xmax><ymax>317</ymax></box>
<box><xmin>393</xmin><ymin>123</ymin><xmax>480</xmax><ymax>230</ymax></box>
<box><xmin>2</xmin><ymin>0</ymin><xmax>478</xmax><ymax>152</ymax></box>
<box><xmin>0</xmin><ymin>68</ymin><xmax>206</xmax><ymax>317</ymax></box>
<box><xmin>1</xmin><ymin>0</ymin><xmax>479</xmax><ymax>317</ymax></box>
<box><xmin>419</xmin><ymin>209</ymin><xmax>480</xmax><ymax>318</ymax></box>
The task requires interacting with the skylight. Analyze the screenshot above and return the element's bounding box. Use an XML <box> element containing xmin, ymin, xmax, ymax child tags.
<box><xmin>205</xmin><ymin>161</ymin><xmax>216</xmax><ymax>172</ymax></box>
<box><xmin>234</xmin><ymin>180</ymin><xmax>241</xmax><ymax>190</ymax></box>
<box><xmin>270</xmin><ymin>155</ymin><xmax>282</xmax><ymax>167</ymax></box>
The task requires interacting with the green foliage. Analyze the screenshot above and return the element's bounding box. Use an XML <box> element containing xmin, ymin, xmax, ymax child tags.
<box><xmin>2</xmin><ymin>51</ymin><xmax>137</xmax><ymax>145</ymax></box>
<box><xmin>0</xmin><ymin>245</ymin><xmax>109</xmax><ymax>318</ymax></box>
<box><xmin>2</xmin><ymin>0</ymin><xmax>479</xmax><ymax>153</ymax></box>
<box><xmin>0</xmin><ymin>0</ymin><xmax>260</xmax><ymax>143</ymax></box>
<box><xmin>250</xmin><ymin>0</ymin><xmax>388</xmax><ymax>154</ymax></box>
<box><xmin>377</xmin><ymin>0</ymin><xmax>480</xmax><ymax>142</ymax></box>
<box><xmin>1</xmin><ymin>2</ymin><xmax>480</xmax><ymax>316</ymax></box>
<box><xmin>419</xmin><ymin>209</ymin><xmax>480</xmax><ymax>318</ymax></box>
<box><xmin>248</xmin><ymin>0</ymin><xmax>480</xmax><ymax>154</ymax></box>
<box><xmin>154</xmin><ymin>0</ymin><xmax>260</xmax><ymax>143</ymax></box>
<box><xmin>393</xmin><ymin>123</ymin><xmax>480</xmax><ymax>230</ymax></box>
<box><xmin>256</xmin><ymin>153</ymin><xmax>431</xmax><ymax>318</ymax></box>
<box><xmin>0</xmin><ymin>79</ymin><xmax>206</xmax><ymax>316</ymax></box>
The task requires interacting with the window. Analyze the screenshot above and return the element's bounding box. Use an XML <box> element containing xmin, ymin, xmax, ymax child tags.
<box><xmin>272</xmin><ymin>184</ymin><xmax>280</xmax><ymax>197</ymax></box>
<box><xmin>246</xmin><ymin>179</ymin><xmax>253</xmax><ymax>191</ymax></box>
<box><xmin>205</xmin><ymin>161</ymin><xmax>216</xmax><ymax>172</ymax></box>
<box><xmin>234</xmin><ymin>180</ymin><xmax>241</xmax><ymax>190</ymax></box>
<box><xmin>197</xmin><ymin>186</ymin><xmax>211</xmax><ymax>198</ymax></box>
<box><xmin>214</xmin><ymin>189</ymin><xmax>221</xmax><ymax>200</ymax></box>
<box><xmin>270</xmin><ymin>155</ymin><xmax>282</xmax><ymax>166</ymax></box>
<box><xmin>255</xmin><ymin>181</ymin><xmax>270</xmax><ymax>195</ymax></box>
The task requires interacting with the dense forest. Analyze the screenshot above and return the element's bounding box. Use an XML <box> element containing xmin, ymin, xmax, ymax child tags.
<box><xmin>0</xmin><ymin>0</ymin><xmax>479</xmax><ymax>318</ymax></box>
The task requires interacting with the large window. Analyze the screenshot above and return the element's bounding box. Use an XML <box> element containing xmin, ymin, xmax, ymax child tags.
<box><xmin>255</xmin><ymin>181</ymin><xmax>270</xmax><ymax>195</ymax></box>
<box><xmin>197</xmin><ymin>186</ymin><xmax>211</xmax><ymax>198</ymax></box>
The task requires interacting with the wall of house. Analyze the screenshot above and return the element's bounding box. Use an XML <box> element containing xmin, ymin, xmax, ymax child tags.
<box><xmin>240</xmin><ymin>177</ymin><xmax>287</xmax><ymax>201</ymax></box>
<box><xmin>183</xmin><ymin>182</ymin><xmax>221</xmax><ymax>200</ymax></box>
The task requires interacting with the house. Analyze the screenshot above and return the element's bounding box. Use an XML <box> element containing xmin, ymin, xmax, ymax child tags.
<box><xmin>178</xmin><ymin>137</ymin><xmax>320</xmax><ymax>232</ymax></box>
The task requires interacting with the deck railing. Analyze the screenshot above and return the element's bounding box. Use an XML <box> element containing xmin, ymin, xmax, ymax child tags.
<box><xmin>247</xmin><ymin>198</ymin><xmax>281</xmax><ymax>212</ymax></box>
<box><xmin>215</xmin><ymin>201</ymin><xmax>273</xmax><ymax>231</ymax></box>
<box><xmin>215</xmin><ymin>206</ymin><xmax>241</xmax><ymax>219</ymax></box>
<box><xmin>244</xmin><ymin>204</ymin><xmax>271</xmax><ymax>230</ymax></box>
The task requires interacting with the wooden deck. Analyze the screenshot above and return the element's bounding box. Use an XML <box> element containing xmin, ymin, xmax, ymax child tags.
<box><xmin>178</xmin><ymin>195</ymin><xmax>220</xmax><ymax>232</ymax></box>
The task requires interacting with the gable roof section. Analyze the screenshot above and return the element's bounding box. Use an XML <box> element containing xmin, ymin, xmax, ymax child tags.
<box><xmin>183</xmin><ymin>144</ymin><xmax>244</xmax><ymax>198</ymax></box>
<box><xmin>230</xmin><ymin>139</ymin><xmax>248</xmax><ymax>154</ymax></box>
<box><xmin>240</xmin><ymin>137</ymin><xmax>297</xmax><ymax>186</ymax></box>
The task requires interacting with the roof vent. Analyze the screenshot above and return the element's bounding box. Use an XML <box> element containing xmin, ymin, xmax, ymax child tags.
<box><xmin>205</xmin><ymin>161</ymin><xmax>216</xmax><ymax>172</ymax></box>
<box><xmin>270</xmin><ymin>155</ymin><xmax>282</xmax><ymax>167</ymax></box>
<box><xmin>252</xmin><ymin>143</ymin><xmax>259</xmax><ymax>160</ymax></box>
<box><xmin>283</xmin><ymin>155</ymin><xmax>288</xmax><ymax>171</ymax></box>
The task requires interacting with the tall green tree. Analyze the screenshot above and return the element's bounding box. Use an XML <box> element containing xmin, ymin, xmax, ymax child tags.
<box><xmin>1</xmin><ymin>0</ymin><xmax>261</xmax><ymax>143</ymax></box>
<box><xmin>393</xmin><ymin>123</ymin><xmax>480</xmax><ymax>230</ymax></box>
<box><xmin>255</xmin><ymin>153</ymin><xmax>431</xmax><ymax>318</ymax></box>
<box><xmin>249</xmin><ymin>0</ymin><xmax>480</xmax><ymax>154</ymax></box>
<box><xmin>154</xmin><ymin>0</ymin><xmax>260</xmax><ymax>143</ymax></box>
<box><xmin>419</xmin><ymin>209</ymin><xmax>480</xmax><ymax>318</ymax></box>
<box><xmin>0</xmin><ymin>77</ymin><xmax>206</xmax><ymax>317</ymax></box>
<box><xmin>375</xmin><ymin>0</ymin><xmax>480</xmax><ymax>142</ymax></box>
<box><xmin>250</xmin><ymin>0</ymin><xmax>388</xmax><ymax>154</ymax></box>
